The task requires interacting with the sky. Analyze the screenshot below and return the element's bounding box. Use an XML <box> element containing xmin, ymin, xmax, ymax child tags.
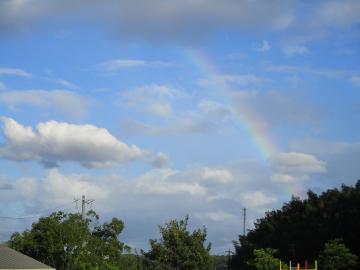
<box><xmin>0</xmin><ymin>0</ymin><xmax>360</xmax><ymax>254</ymax></box>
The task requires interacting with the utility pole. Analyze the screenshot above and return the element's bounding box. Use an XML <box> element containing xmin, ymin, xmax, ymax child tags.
<box><xmin>227</xmin><ymin>249</ymin><xmax>231</xmax><ymax>270</ymax></box>
<box><xmin>80</xmin><ymin>195</ymin><xmax>95</xmax><ymax>220</ymax></box>
<box><xmin>243</xmin><ymin>208</ymin><xmax>246</xmax><ymax>236</ymax></box>
<box><xmin>81</xmin><ymin>195</ymin><xmax>86</xmax><ymax>220</ymax></box>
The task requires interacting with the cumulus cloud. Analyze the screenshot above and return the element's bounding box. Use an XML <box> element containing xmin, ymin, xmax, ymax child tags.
<box><xmin>241</xmin><ymin>191</ymin><xmax>276</xmax><ymax>208</ymax></box>
<box><xmin>0</xmin><ymin>158</ymin><xmax>316</xmax><ymax>253</ymax></box>
<box><xmin>289</xmin><ymin>139</ymin><xmax>360</xmax><ymax>185</ymax></box>
<box><xmin>16</xmin><ymin>169</ymin><xmax>107</xmax><ymax>205</ymax></box>
<box><xmin>135</xmin><ymin>169</ymin><xmax>207</xmax><ymax>197</ymax></box>
<box><xmin>270</xmin><ymin>152</ymin><xmax>326</xmax><ymax>183</ymax></box>
<box><xmin>270</xmin><ymin>173</ymin><xmax>296</xmax><ymax>184</ymax></box>
<box><xmin>270</xmin><ymin>152</ymin><xmax>326</xmax><ymax>174</ymax></box>
<box><xmin>202</xmin><ymin>167</ymin><xmax>233</xmax><ymax>184</ymax></box>
<box><xmin>0</xmin><ymin>67</ymin><xmax>31</xmax><ymax>78</ymax></box>
<box><xmin>135</xmin><ymin>166</ymin><xmax>236</xmax><ymax>197</ymax></box>
<box><xmin>0</xmin><ymin>90</ymin><xmax>90</xmax><ymax>118</ymax></box>
<box><xmin>0</xmin><ymin>117</ymin><xmax>169</xmax><ymax>168</ymax></box>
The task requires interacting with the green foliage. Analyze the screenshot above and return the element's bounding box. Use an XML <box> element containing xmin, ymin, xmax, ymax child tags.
<box><xmin>142</xmin><ymin>215</ymin><xmax>212</xmax><ymax>270</ymax></box>
<box><xmin>318</xmin><ymin>239</ymin><xmax>358</xmax><ymax>270</ymax></box>
<box><xmin>8</xmin><ymin>210</ymin><xmax>129</xmax><ymax>270</ymax></box>
<box><xmin>211</xmin><ymin>255</ymin><xmax>228</xmax><ymax>269</ymax></box>
<box><xmin>231</xmin><ymin>180</ymin><xmax>360</xmax><ymax>269</ymax></box>
<box><xmin>251</xmin><ymin>248</ymin><xmax>281</xmax><ymax>270</ymax></box>
<box><xmin>118</xmin><ymin>253</ymin><xmax>143</xmax><ymax>270</ymax></box>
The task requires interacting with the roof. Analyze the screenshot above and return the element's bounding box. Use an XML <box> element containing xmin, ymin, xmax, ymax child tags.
<box><xmin>0</xmin><ymin>246</ymin><xmax>54</xmax><ymax>270</ymax></box>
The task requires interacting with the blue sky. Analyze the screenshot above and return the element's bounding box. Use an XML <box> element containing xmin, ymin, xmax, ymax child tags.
<box><xmin>0</xmin><ymin>0</ymin><xmax>360</xmax><ymax>254</ymax></box>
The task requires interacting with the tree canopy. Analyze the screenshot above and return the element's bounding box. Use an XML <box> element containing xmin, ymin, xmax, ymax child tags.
<box><xmin>231</xmin><ymin>180</ymin><xmax>360</xmax><ymax>269</ymax></box>
<box><xmin>142</xmin><ymin>215</ymin><xmax>212</xmax><ymax>270</ymax></box>
<box><xmin>252</xmin><ymin>248</ymin><xmax>281</xmax><ymax>270</ymax></box>
<box><xmin>8</xmin><ymin>210</ymin><xmax>129</xmax><ymax>270</ymax></box>
<box><xmin>318</xmin><ymin>239</ymin><xmax>358</xmax><ymax>270</ymax></box>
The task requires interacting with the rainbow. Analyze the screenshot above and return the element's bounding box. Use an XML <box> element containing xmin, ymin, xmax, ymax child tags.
<box><xmin>185</xmin><ymin>49</ymin><xmax>277</xmax><ymax>160</ymax></box>
<box><xmin>185</xmin><ymin>49</ymin><xmax>304</xmax><ymax>198</ymax></box>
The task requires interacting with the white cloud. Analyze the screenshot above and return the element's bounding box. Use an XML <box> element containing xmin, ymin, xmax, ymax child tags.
<box><xmin>1</xmin><ymin>156</ymin><xmax>326</xmax><ymax>253</ymax></box>
<box><xmin>270</xmin><ymin>152</ymin><xmax>326</xmax><ymax>184</ymax></box>
<box><xmin>241</xmin><ymin>191</ymin><xmax>276</xmax><ymax>208</ymax></box>
<box><xmin>0</xmin><ymin>89</ymin><xmax>90</xmax><ymax>118</ymax></box>
<box><xmin>289</xmin><ymin>139</ymin><xmax>360</xmax><ymax>185</ymax></box>
<box><xmin>135</xmin><ymin>169</ymin><xmax>207</xmax><ymax>196</ymax></box>
<box><xmin>283</xmin><ymin>45</ymin><xmax>309</xmax><ymax>56</ymax></box>
<box><xmin>270</xmin><ymin>152</ymin><xmax>326</xmax><ymax>174</ymax></box>
<box><xmin>100</xmin><ymin>59</ymin><xmax>172</xmax><ymax>71</ymax></box>
<box><xmin>16</xmin><ymin>169</ymin><xmax>107</xmax><ymax>205</ymax></box>
<box><xmin>0</xmin><ymin>117</ymin><xmax>169</xmax><ymax>168</ymax></box>
<box><xmin>118</xmin><ymin>84</ymin><xmax>184</xmax><ymax>117</ymax></box>
<box><xmin>254</xmin><ymin>40</ymin><xmax>271</xmax><ymax>52</ymax></box>
<box><xmin>0</xmin><ymin>67</ymin><xmax>31</xmax><ymax>78</ymax></box>
<box><xmin>271</xmin><ymin>173</ymin><xmax>296</xmax><ymax>183</ymax></box>
<box><xmin>53</xmin><ymin>79</ymin><xmax>79</xmax><ymax>90</ymax></box>
<box><xmin>202</xmin><ymin>167</ymin><xmax>233</xmax><ymax>184</ymax></box>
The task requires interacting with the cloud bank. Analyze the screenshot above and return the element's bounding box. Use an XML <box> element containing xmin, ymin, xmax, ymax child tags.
<box><xmin>0</xmin><ymin>117</ymin><xmax>169</xmax><ymax>168</ymax></box>
<box><xmin>0</xmin><ymin>90</ymin><xmax>90</xmax><ymax>118</ymax></box>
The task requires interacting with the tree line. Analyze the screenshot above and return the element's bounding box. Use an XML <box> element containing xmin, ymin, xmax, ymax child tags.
<box><xmin>6</xmin><ymin>180</ymin><xmax>360</xmax><ymax>270</ymax></box>
<box><xmin>230</xmin><ymin>180</ymin><xmax>360</xmax><ymax>270</ymax></box>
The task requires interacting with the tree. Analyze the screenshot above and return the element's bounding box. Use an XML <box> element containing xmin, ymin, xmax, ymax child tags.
<box><xmin>142</xmin><ymin>215</ymin><xmax>212</xmax><ymax>270</ymax></box>
<box><xmin>8</xmin><ymin>211</ymin><xmax>129</xmax><ymax>270</ymax></box>
<box><xmin>230</xmin><ymin>180</ymin><xmax>360</xmax><ymax>269</ymax></box>
<box><xmin>251</xmin><ymin>248</ymin><xmax>283</xmax><ymax>270</ymax></box>
<box><xmin>318</xmin><ymin>239</ymin><xmax>358</xmax><ymax>270</ymax></box>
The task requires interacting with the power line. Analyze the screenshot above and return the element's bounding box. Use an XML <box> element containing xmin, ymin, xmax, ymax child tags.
<box><xmin>0</xmin><ymin>201</ymin><xmax>76</xmax><ymax>220</ymax></box>
<box><xmin>0</xmin><ymin>215</ymin><xmax>39</xmax><ymax>220</ymax></box>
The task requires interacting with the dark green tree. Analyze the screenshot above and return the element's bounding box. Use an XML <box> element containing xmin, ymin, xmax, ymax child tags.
<box><xmin>142</xmin><ymin>215</ymin><xmax>212</xmax><ymax>270</ymax></box>
<box><xmin>230</xmin><ymin>180</ymin><xmax>360</xmax><ymax>269</ymax></box>
<box><xmin>318</xmin><ymin>239</ymin><xmax>358</xmax><ymax>270</ymax></box>
<box><xmin>9</xmin><ymin>211</ymin><xmax>129</xmax><ymax>270</ymax></box>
